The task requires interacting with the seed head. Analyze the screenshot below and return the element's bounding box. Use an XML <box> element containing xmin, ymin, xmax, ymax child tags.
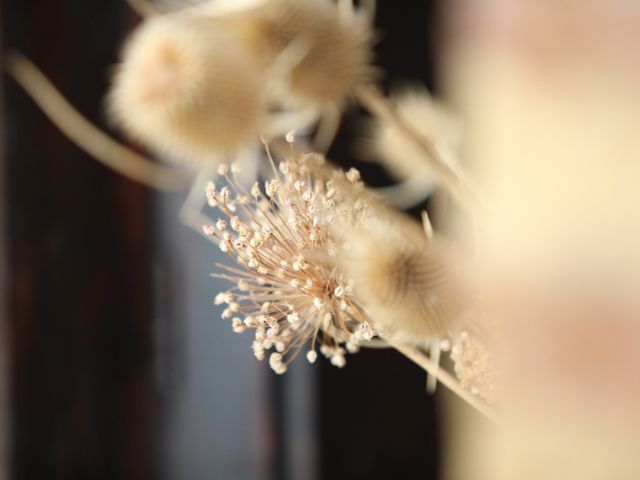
<box><xmin>226</xmin><ymin>0</ymin><xmax>374</xmax><ymax>107</ymax></box>
<box><xmin>108</xmin><ymin>13</ymin><xmax>265</xmax><ymax>166</ymax></box>
<box><xmin>449</xmin><ymin>330</ymin><xmax>498</xmax><ymax>404</ymax></box>
<box><xmin>206</xmin><ymin>150</ymin><xmax>378</xmax><ymax>373</ymax></box>
<box><xmin>341</xmin><ymin>211</ymin><xmax>467</xmax><ymax>343</ymax></box>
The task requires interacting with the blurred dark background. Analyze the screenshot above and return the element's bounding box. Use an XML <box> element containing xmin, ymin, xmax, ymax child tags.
<box><xmin>0</xmin><ymin>1</ymin><xmax>442</xmax><ymax>479</ymax></box>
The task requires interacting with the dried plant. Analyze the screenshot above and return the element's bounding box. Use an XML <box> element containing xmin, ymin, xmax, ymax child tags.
<box><xmin>203</xmin><ymin>148</ymin><xmax>378</xmax><ymax>373</ymax></box>
<box><xmin>4</xmin><ymin>0</ymin><xmax>496</xmax><ymax>421</ymax></box>
<box><xmin>222</xmin><ymin>0</ymin><xmax>375</xmax><ymax>108</ymax></box>
<box><xmin>449</xmin><ymin>329</ymin><xmax>498</xmax><ymax>405</ymax></box>
<box><xmin>108</xmin><ymin>13</ymin><xmax>266</xmax><ymax>164</ymax></box>
<box><xmin>199</xmin><ymin>142</ymin><xmax>497</xmax><ymax>420</ymax></box>
<box><xmin>127</xmin><ymin>0</ymin><xmax>377</xmax><ymax>152</ymax></box>
<box><xmin>363</xmin><ymin>86</ymin><xmax>461</xmax><ymax>182</ymax></box>
<box><xmin>339</xmin><ymin>211</ymin><xmax>468</xmax><ymax>345</ymax></box>
<box><xmin>212</xmin><ymin>0</ymin><xmax>377</xmax><ymax>152</ymax></box>
<box><xmin>355</xmin><ymin>84</ymin><xmax>480</xmax><ymax>215</ymax></box>
<box><xmin>4</xmin><ymin>52</ymin><xmax>186</xmax><ymax>190</ymax></box>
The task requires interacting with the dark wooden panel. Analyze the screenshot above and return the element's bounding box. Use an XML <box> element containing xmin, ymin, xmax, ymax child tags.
<box><xmin>0</xmin><ymin>0</ymin><xmax>10</xmax><ymax>478</ymax></box>
<box><xmin>2</xmin><ymin>1</ymin><xmax>158</xmax><ymax>479</ymax></box>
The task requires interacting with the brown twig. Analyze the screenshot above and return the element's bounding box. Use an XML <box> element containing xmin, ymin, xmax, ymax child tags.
<box><xmin>4</xmin><ymin>51</ymin><xmax>188</xmax><ymax>191</ymax></box>
<box><xmin>391</xmin><ymin>342</ymin><xmax>499</xmax><ymax>423</ymax></box>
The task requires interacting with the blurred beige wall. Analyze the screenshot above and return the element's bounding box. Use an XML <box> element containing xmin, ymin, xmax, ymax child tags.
<box><xmin>441</xmin><ymin>1</ymin><xmax>640</xmax><ymax>479</ymax></box>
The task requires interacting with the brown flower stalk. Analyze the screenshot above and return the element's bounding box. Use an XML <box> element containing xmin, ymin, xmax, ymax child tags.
<box><xmin>392</xmin><ymin>342</ymin><xmax>499</xmax><ymax>423</ymax></box>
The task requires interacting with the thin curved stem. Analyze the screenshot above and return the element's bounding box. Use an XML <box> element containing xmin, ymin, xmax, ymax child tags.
<box><xmin>312</xmin><ymin>106</ymin><xmax>342</xmax><ymax>153</ymax></box>
<box><xmin>372</xmin><ymin>172</ymin><xmax>437</xmax><ymax>209</ymax></box>
<box><xmin>391</xmin><ymin>342</ymin><xmax>499</xmax><ymax>423</ymax></box>
<box><xmin>4</xmin><ymin>51</ymin><xmax>188</xmax><ymax>191</ymax></box>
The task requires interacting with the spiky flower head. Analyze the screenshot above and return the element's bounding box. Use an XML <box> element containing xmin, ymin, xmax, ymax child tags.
<box><xmin>340</xmin><ymin>210</ymin><xmax>468</xmax><ymax>345</ymax></box>
<box><xmin>108</xmin><ymin>13</ymin><xmax>265</xmax><ymax>166</ymax></box>
<box><xmin>223</xmin><ymin>0</ymin><xmax>375</xmax><ymax>107</ymax></box>
<box><xmin>205</xmin><ymin>149</ymin><xmax>378</xmax><ymax>373</ymax></box>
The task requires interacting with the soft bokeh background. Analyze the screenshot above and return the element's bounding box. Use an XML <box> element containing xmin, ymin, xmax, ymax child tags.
<box><xmin>442</xmin><ymin>1</ymin><xmax>640</xmax><ymax>479</ymax></box>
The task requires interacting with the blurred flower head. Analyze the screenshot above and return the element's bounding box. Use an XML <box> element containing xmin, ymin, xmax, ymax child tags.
<box><xmin>224</xmin><ymin>0</ymin><xmax>375</xmax><ymax>108</ymax></box>
<box><xmin>108</xmin><ymin>13</ymin><xmax>265</xmax><ymax>166</ymax></box>
<box><xmin>340</xmin><ymin>210</ymin><xmax>469</xmax><ymax>345</ymax></box>
<box><xmin>363</xmin><ymin>86</ymin><xmax>461</xmax><ymax>180</ymax></box>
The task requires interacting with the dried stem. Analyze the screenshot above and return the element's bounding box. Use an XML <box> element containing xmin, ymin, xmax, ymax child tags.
<box><xmin>355</xmin><ymin>84</ymin><xmax>482</xmax><ymax>215</ymax></box>
<box><xmin>4</xmin><ymin>51</ymin><xmax>187</xmax><ymax>191</ymax></box>
<box><xmin>126</xmin><ymin>0</ymin><xmax>163</xmax><ymax>17</ymax></box>
<box><xmin>391</xmin><ymin>342</ymin><xmax>499</xmax><ymax>423</ymax></box>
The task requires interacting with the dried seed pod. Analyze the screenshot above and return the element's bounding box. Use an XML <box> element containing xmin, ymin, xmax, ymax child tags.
<box><xmin>108</xmin><ymin>13</ymin><xmax>265</xmax><ymax>166</ymax></box>
<box><xmin>341</xmin><ymin>212</ymin><xmax>467</xmax><ymax>343</ymax></box>
<box><xmin>365</xmin><ymin>86</ymin><xmax>460</xmax><ymax>179</ymax></box>
<box><xmin>450</xmin><ymin>329</ymin><xmax>498</xmax><ymax>404</ymax></box>
<box><xmin>225</xmin><ymin>0</ymin><xmax>374</xmax><ymax>107</ymax></box>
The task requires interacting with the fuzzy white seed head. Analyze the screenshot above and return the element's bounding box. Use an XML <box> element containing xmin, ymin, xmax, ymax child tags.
<box><xmin>342</xmin><ymin>211</ymin><xmax>467</xmax><ymax>343</ymax></box>
<box><xmin>108</xmin><ymin>14</ymin><xmax>265</xmax><ymax>166</ymax></box>
<box><xmin>228</xmin><ymin>0</ymin><xmax>374</xmax><ymax>107</ymax></box>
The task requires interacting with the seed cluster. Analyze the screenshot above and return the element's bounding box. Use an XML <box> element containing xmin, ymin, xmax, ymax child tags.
<box><xmin>204</xmin><ymin>151</ymin><xmax>377</xmax><ymax>373</ymax></box>
<box><xmin>447</xmin><ymin>331</ymin><xmax>498</xmax><ymax>404</ymax></box>
<box><xmin>108</xmin><ymin>0</ymin><xmax>375</xmax><ymax>165</ymax></box>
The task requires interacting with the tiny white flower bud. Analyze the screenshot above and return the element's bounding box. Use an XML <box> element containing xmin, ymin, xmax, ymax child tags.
<box><xmin>346</xmin><ymin>168</ymin><xmax>360</xmax><ymax>183</ymax></box>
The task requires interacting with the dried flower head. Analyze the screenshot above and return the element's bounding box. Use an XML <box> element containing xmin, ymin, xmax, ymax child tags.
<box><xmin>205</xmin><ymin>149</ymin><xmax>379</xmax><ymax>373</ymax></box>
<box><xmin>225</xmin><ymin>0</ymin><xmax>374</xmax><ymax>107</ymax></box>
<box><xmin>340</xmin><ymin>211</ymin><xmax>467</xmax><ymax>344</ymax></box>
<box><xmin>365</xmin><ymin>86</ymin><xmax>460</xmax><ymax>180</ymax></box>
<box><xmin>108</xmin><ymin>13</ymin><xmax>265</xmax><ymax>165</ymax></box>
<box><xmin>448</xmin><ymin>329</ymin><xmax>498</xmax><ymax>404</ymax></box>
